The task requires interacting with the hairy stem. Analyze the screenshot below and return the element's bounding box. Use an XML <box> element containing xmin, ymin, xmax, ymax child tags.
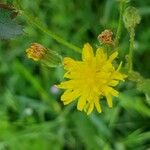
<box><xmin>128</xmin><ymin>28</ymin><xmax>135</xmax><ymax>72</ymax></box>
<box><xmin>14</xmin><ymin>0</ymin><xmax>82</xmax><ymax>53</ymax></box>
<box><xmin>22</xmin><ymin>11</ymin><xmax>82</xmax><ymax>53</ymax></box>
<box><xmin>115</xmin><ymin>1</ymin><xmax>124</xmax><ymax>46</ymax></box>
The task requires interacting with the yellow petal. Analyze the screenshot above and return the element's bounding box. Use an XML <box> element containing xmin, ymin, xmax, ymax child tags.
<box><xmin>87</xmin><ymin>102</ymin><xmax>94</xmax><ymax>115</ymax></box>
<box><xmin>57</xmin><ymin>80</ymin><xmax>76</xmax><ymax>89</ymax></box>
<box><xmin>108</xmin><ymin>80</ymin><xmax>119</xmax><ymax>86</ymax></box>
<box><xmin>96</xmin><ymin>48</ymin><xmax>107</xmax><ymax>63</ymax></box>
<box><xmin>82</xmin><ymin>43</ymin><xmax>94</xmax><ymax>62</ymax></box>
<box><xmin>77</xmin><ymin>96</ymin><xmax>86</xmax><ymax>111</ymax></box>
<box><xmin>64</xmin><ymin>72</ymin><xmax>70</xmax><ymax>78</ymax></box>
<box><xmin>109</xmin><ymin>51</ymin><xmax>118</xmax><ymax>62</ymax></box>
<box><xmin>61</xmin><ymin>90</ymin><xmax>80</xmax><ymax>105</ymax></box>
<box><xmin>108</xmin><ymin>87</ymin><xmax>119</xmax><ymax>97</ymax></box>
<box><xmin>64</xmin><ymin>100</ymin><xmax>75</xmax><ymax>105</ymax></box>
<box><xmin>106</xmin><ymin>94</ymin><xmax>113</xmax><ymax>107</ymax></box>
<box><xmin>63</xmin><ymin>57</ymin><xmax>75</xmax><ymax>70</ymax></box>
<box><xmin>94</xmin><ymin>97</ymin><xmax>102</xmax><ymax>113</ymax></box>
<box><xmin>112</xmin><ymin>72</ymin><xmax>126</xmax><ymax>81</ymax></box>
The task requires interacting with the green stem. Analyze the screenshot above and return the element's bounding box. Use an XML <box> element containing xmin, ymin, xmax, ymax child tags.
<box><xmin>14</xmin><ymin>0</ymin><xmax>82</xmax><ymax>53</ymax></box>
<box><xmin>115</xmin><ymin>1</ymin><xmax>124</xmax><ymax>46</ymax></box>
<box><xmin>128</xmin><ymin>28</ymin><xmax>135</xmax><ymax>72</ymax></box>
<box><xmin>21</xmin><ymin>11</ymin><xmax>82</xmax><ymax>53</ymax></box>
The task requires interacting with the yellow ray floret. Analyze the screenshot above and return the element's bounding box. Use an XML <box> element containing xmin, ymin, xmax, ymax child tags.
<box><xmin>57</xmin><ymin>43</ymin><xmax>126</xmax><ymax>115</ymax></box>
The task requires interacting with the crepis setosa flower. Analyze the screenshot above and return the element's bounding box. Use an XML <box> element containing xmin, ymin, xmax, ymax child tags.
<box><xmin>57</xmin><ymin>43</ymin><xmax>126</xmax><ymax>114</ymax></box>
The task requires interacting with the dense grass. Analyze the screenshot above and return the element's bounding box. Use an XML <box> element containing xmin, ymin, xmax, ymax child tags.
<box><xmin>0</xmin><ymin>0</ymin><xmax>150</xmax><ymax>149</ymax></box>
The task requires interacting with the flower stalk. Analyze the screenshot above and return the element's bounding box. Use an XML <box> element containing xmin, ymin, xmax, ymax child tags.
<box><xmin>22</xmin><ymin>11</ymin><xmax>82</xmax><ymax>53</ymax></box>
<box><xmin>123</xmin><ymin>6</ymin><xmax>141</xmax><ymax>72</ymax></box>
<box><xmin>14</xmin><ymin>0</ymin><xmax>82</xmax><ymax>53</ymax></box>
<box><xmin>115</xmin><ymin>0</ymin><xmax>125</xmax><ymax>46</ymax></box>
<box><xmin>128</xmin><ymin>28</ymin><xmax>135</xmax><ymax>72</ymax></box>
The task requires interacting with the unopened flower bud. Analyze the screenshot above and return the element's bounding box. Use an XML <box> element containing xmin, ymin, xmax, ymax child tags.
<box><xmin>26</xmin><ymin>43</ymin><xmax>46</xmax><ymax>61</ymax></box>
<box><xmin>123</xmin><ymin>7</ymin><xmax>141</xmax><ymax>30</ymax></box>
<box><xmin>26</xmin><ymin>43</ymin><xmax>62</xmax><ymax>67</ymax></box>
<box><xmin>98</xmin><ymin>29</ymin><xmax>114</xmax><ymax>45</ymax></box>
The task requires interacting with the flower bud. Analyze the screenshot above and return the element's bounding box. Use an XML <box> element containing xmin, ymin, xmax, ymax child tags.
<box><xmin>26</xmin><ymin>43</ymin><xmax>47</xmax><ymax>61</ymax></box>
<box><xmin>98</xmin><ymin>29</ymin><xmax>114</xmax><ymax>45</ymax></box>
<box><xmin>123</xmin><ymin>7</ymin><xmax>141</xmax><ymax>30</ymax></box>
<box><xmin>26</xmin><ymin>43</ymin><xmax>62</xmax><ymax>67</ymax></box>
<box><xmin>42</xmin><ymin>49</ymin><xmax>62</xmax><ymax>67</ymax></box>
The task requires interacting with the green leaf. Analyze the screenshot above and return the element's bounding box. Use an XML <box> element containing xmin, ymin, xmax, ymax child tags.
<box><xmin>122</xmin><ymin>129</ymin><xmax>150</xmax><ymax>146</ymax></box>
<box><xmin>0</xmin><ymin>6</ymin><xmax>23</xmax><ymax>39</ymax></box>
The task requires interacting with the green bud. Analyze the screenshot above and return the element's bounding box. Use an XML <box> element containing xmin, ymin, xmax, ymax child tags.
<box><xmin>128</xmin><ymin>71</ymin><xmax>143</xmax><ymax>82</ymax></box>
<box><xmin>42</xmin><ymin>49</ymin><xmax>63</xmax><ymax>68</ymax></box>
<box><xmin>123</xmin><ymin>6</ymin><xmax>141</xmax><ymax>30</ymax></box>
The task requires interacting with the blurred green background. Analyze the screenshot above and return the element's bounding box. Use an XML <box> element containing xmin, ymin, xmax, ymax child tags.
<box><xmin>0</xmin><ymin>0</ymin><xmax>150</xmax><ymax>150</ymax></box>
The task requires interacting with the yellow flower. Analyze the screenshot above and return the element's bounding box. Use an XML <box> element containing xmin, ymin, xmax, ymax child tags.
<box><xmin>57</xmin><ymin>43</ymin><xmax>126</xmax><ymax>114</ymax></box>
<box><xmin>26</xmin><ymin>43</ymin><xmax>47</xmax><ymax>61</ymax></box>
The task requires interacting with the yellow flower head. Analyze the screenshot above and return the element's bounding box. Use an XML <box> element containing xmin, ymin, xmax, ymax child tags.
<box><xmin>26</xmin><ymin>43</ymin><xmax>47</xmax><ymax>61</ymax></box>
<box><xmin>57</xmin><ymin>43</ymin><xmax>126</xmax><ymax>115</ymax></box>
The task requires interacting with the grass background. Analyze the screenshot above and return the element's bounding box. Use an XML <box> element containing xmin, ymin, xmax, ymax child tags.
<box><xmin>0</xmin><ymin>0</ymin><xmax>150</xmax><ymax>149</ymax></box>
